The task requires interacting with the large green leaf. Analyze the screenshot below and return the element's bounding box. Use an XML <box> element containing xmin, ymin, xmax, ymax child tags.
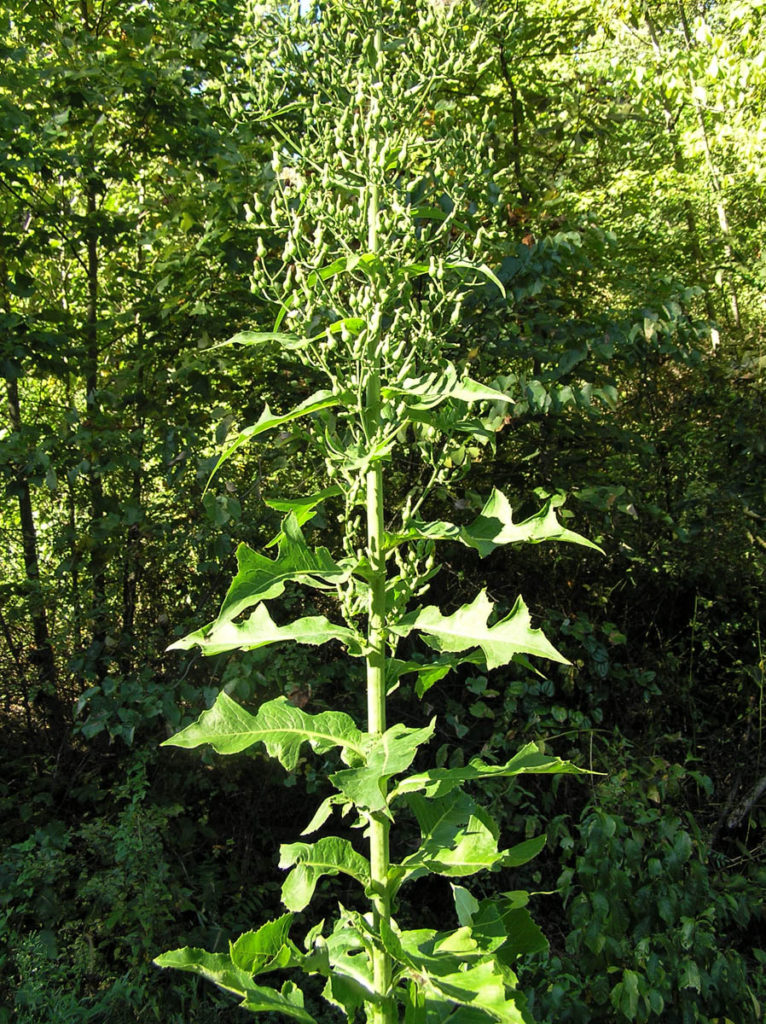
<box><xmin>153</xmin><ymin>947</ymin><xmax>316</xmax><ymax>1023</ymax></box>
<box><xmin>168</xmin><ymin>602</ymin><xmax>363</xmax><ymax>657</ymax></box>
<box><xmin>330</xmin><ymin>720</ymin><xmax>435</xmax><ymax>815</ymax></box>
<box><xmin>386</xmin><ymin>490</ymin><xmax>600</xmax><ymax>556</ymax></box>
<box><xmin>391</xmin><ymin>591</ymin><xmax>568</xmax><ymax>671</ymax></box>
<box><xmin>455</xmin><ymin>894</ymin><xmax>548</xmax><ymax>962</ymax></box>
<box><xmin>230</xmin><ymin>914</ymin><xmax>297</xmax><ymax>975</ymax></box>
<box><xmin>393</xmin><ymin>743</ymin><xmax>588</xmax><ymax>800</ymax></box>
<box><xmin>279</xmin><ymin>837</ymin><xmax>371</xmax><ymax>911</ymax></box>
<box><xmin>162</xmin><ymin>693</ymin><xmax>365</xmax><ymax>767</ymax></box>
<box><xmin>381</xmin><ymin>923</ymin><xmax>531</xmax><ymax>1023</ymax></box>
<box><xmin>397</xmin><ymin>791</ymin><xmax>506</xmax><ymax>882</ymax></box>
<box><xmin>320</xmin><ymin>908</ymin><xmax>379</xmax><ymax>1018</ymax></box>
<box><xmin>207</xmin><ymin>390</ymin><xmax>341</xmax><ymax>487</ymax></box>
<box><xmin>213</xmin><ymin>514</ymin><xmax>351</xmax><ymax>623</ymax></box>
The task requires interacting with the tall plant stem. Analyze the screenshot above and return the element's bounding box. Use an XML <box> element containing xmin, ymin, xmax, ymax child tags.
<box><xmin>365</xmin><ymin>26</ymin><xmax>394</xmax><ymax>1024</ymax></box>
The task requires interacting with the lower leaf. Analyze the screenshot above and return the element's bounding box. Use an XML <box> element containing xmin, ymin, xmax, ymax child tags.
<box><xmin>153</xmin><ymin>946</ymin><xmax>316</xmax><ymax>1022</ymax></box>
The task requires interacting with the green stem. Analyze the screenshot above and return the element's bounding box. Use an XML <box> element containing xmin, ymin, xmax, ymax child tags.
<box><xmin>365</xmin><ymin>26</ymin><xmax>394</xmax><ymax>1024</ymax></box>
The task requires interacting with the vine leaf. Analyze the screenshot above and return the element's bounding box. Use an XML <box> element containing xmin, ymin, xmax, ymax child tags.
<box><xmin>168</xmin><ymin>602</ymin><xmax>364</xmax><ymax>657</ymax></box>
<box><xmin>386</xmin><ymin>490</ymin><xmax>600</xmax><ymax>556</ymax></box>
<box><xmin>392</xmin><ymin>743</ymin><xmax>590</xmax><ymax>801</ymax></box>
<box><xmin>279</xmin><ymin>837</ymin><xmax>371</xmax><ymax>912</ymax></box>
<box><xmin>207</xmin><ymin>390</ymin><xmax>341</xmax><ymax>489</ymax></box>
<box><xmin>162</xmin><ymin>693</ymin><xmax>365</xmax><ymax>766</ymax></box>
<box><xmin>153</xmin><ymin>947</ymin><xmax>316</xmax><ymax>1023</ymax></box>
<box><xmin>391</xmin><ymin>590</ymin><xmax>568</xmax><ymax>671</ymax></box>
<box><xmin>213</xmin><ymin>513</ymin><xmax>352</xmax><ymax>624</ymax></box>
<box><xmin>330</xmin><ymin>720</ymin><xmax>435</xmax><ymax>815</ymax></box>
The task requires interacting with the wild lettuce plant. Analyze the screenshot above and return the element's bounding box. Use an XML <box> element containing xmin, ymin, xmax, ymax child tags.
<box><xmin>155</xmin><ymin>2</ymin><xmax>598</xmax><ymax>1020</ymax></box>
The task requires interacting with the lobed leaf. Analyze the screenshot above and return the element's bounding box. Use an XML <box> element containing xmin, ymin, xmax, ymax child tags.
<box><xmin>230</xmin><ymin>914</ymin><xmax>297</xmax><ymax>975</ymax></box>
<box><xmin>381</xmin><ymin>923</ymin><xmax>531</xmax><ymax>1023</ymax></box>
<box><xmin>386</xmin><ymin>489</ymin><xmax>600</xmax><ymax>557</ymax></box>
<box><xmin>330</xmin><ymin>720</ymin><xmax>435</xmax><ymax>815</ymax></box>
<box><xmin>162</xmin><ymin>692</ymin><xmax>365</xmax><ymax>767</ymax></box>
<box><xmin>383</xmin><ymin>361</ymin><xmax>512</xmax><ymax>412</ymax></box>
<box><xmin>320</xmin><ymin>909</ymin><xmax>379</xmax><ymax>1017</ymax></box>
<box><xmin>393</xmin><ymin>743</ymin><xmax>589</xmax><ymax>800</ymax></box>
<box><xmin>214</xmin><ymin>513</ymin><xmax>352</xmax><ymax>623</ymax></box>
<box><xmin>168</xmin><ymin>602</ymin><xmax>363</xmax><ymax>657</ymax></box>
<box><xmin>264</xmin><ymin>486</ymin><xmax>342</xmax><ymax>546</ymax></box>
<box><xmin>279</xmin><ymin>837</ymin><xmax>371</xmax><ymax>912</ymax></box>
<box><xmin>206</xmin><ymin>390</ymin><xmax>341</xmax><ymax>490</ymax></box>
<box><xmin>391</xmin><ymin>590</ymin><xmax>568</xmax><ymax>671</ymax></box>
<box><xmin>153</xmin><ymin>947</ymin><xmax>316</xmax><ymax>1023</ymax></box>
<box><xmin>396</xmin><ymin>791</ymin><xmax>506</xmax><ymax>883</ymax></box>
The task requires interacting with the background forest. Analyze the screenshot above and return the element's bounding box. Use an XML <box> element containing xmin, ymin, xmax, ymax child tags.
<box><xmin>1</xmin><ymin>0</ymin><xmax>764</xmax><ymax>1021</ymax></box>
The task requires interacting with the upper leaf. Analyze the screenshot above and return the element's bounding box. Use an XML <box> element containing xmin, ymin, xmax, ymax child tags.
<box><xmin>162</xmin><ymin>693</ymin><xmax>365</xmax><ymax>767</ymax></box>
<box><xmin>207</xmin><ymin>390</ymin><xmax>341</xmax><ymax>488</ymax></box>
<box><xmin>382</xmin><ymin>362</ymin><xmax>511</xmax><ymax>412</ymax></box>
<box><xmin>386</xmin><ymin>490</ymin><xmax>600</xmax><ymax>557</ymax></box>
<box><xmin>214</xmin><ymin>514</ymin><xmax>352</xmax><ymax>623</ymax></box>
<box><xmin>168</xmin><ymin>602</ymin><xmax>364</xmax><ymax>657</ymax></box>
<box><xmin>264</xmin><ymin>486</ymin><xmax>342</xmax><ymax>546</ymax></box>
<box><xmin>391</xmin><ymin>591</ymin><xmax>569</xmax><ymax>671</ymax></box>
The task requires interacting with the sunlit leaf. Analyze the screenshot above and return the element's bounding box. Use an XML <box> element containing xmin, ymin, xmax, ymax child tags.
<box><xmin>162</xmin><ymin>692</ymin><xmax>365</xmax><ymax>767</ymax></box>
<box><xmin>230</xmin><ymin>914</ymin><xmax>297</xmax><ymax>974</ymax></box>
<box><xmin>330</xmin><ymin>720</ymin><xmax>435</xmax><ymax>815</ymax></box>
<box><xmin>387</xmin><ymin>490</ymin><xmax>600</xmax><ymax>556</ymax></box>
<box><xmin>391</xmin><ymin>590</ymin><xmax>569</xmax><ymax>671</ymax></box>
<box><xmin>379</xmin><ymin>923</ymin><xmax>531</xmax><ymax>1022</ymax></box>
<box><xmin>398</xmin><ymin>790</ymin><xmax>506</xmax><ymax>881</ymax></box>
<box><xmin>153</xmin><ymin>947</ymin><xmax>316</xmax><ymax>1022</ymax></box>
<box><xmin>206</xmin><ymin>391</ymin><xmax>341</xmax><ymax>490</ymax></box>
<box><xmin>279</xmin><ymin>837</ymin><xmax>371</xmax><ymax>911</ymax></box>
<box><xmin>213</xmin><ymin>514</ymin><xmax>351</xmax><ymax>622</ymax></box>
<box><xmin>168</xmin><ymin>602</ymin><xmax>364</xmax><ymax>657</ymax></box>
<box><xmin>383</xmin><ymin>362</ymin><xmax>512</xmax><ymax>411</ymax></box>
<box><xmin>393</xmin><ymin>743</ymin><xmax>589</xmax><ymax>800</ymax></box>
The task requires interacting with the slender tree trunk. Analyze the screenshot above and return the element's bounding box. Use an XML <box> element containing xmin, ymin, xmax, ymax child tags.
<box><xmin>677</xmin><ymin>0</ymin><xmax>741</xmax><ymax>333</ymax></box>
<box><xmin>644</xmin><ymin>12</ymin><xmax>719</xmax><ymax>343</ymax></box>
<box><xmin>498</xmin><ymin>42</ymin><xmax>529</xmax><ymax>205</ymax></box>
<box><xmin>1</xmin><ymin>248</ymin><xmax>65</xmax><ymax>735</ymax></box>
<box><xmin>5</xmin><ymin>376</ymin><xmax>66</xmax><ymax>732</ymax></box>
<box><xmin>84</xmin><ymin>179</ymin><xmax>108</xmax><ymax>678</ymax></box>
<box><xmin>120</xmin><ymin>236</ymin><xmax>146</xmax><ymax>665</ymax></box>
